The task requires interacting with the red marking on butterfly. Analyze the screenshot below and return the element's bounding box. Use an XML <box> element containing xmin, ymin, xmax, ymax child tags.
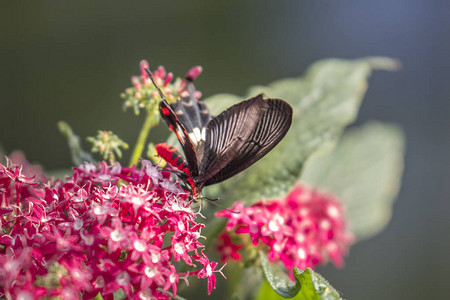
<box><xmin>161</xmin><ymin>108</ymin><xmax>171</xmax><ymax>116</ymax></box>
<box><xmin>155</xmin><ymin>143</ymin><xmax>191</xmax><ymax>175</ymax></box>
<box><xmin>147</xmin><ymin>67</ymin><xmax>293</xmax><ymax>199</ymax></box>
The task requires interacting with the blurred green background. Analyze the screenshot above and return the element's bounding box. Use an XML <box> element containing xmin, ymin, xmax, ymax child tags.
<box><xmin>1</xmin><ymin>1</ymin><xmax>449</xmax><ymax>299</ymax></box>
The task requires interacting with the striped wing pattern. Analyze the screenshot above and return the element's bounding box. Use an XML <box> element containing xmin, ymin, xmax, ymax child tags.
<box><xmin>158</xmin><ymin>78</ymin><xmax>293</xmax><ymax>196</ymax></box>
<box><xmin>198</xmin><ymin>95</ymin><xmax>293</xmax><ymax>186</ymax></box>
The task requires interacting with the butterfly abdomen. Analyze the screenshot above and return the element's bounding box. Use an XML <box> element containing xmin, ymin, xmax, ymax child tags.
<box><xmin>155</xmin><ymin>143</ymin><xmax>191</xmax><ymax>175</ymax></box>
<box><xmin>155</xmin><ymin>142</ymin><xmax>199</xmax><ymax>197</ymax></box>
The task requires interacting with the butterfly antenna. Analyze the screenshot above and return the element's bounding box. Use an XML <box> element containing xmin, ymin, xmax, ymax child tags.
<box><xmin>200</xmin><ymin>196</ymin><xmax>241</xmax><ymax>214</ymax></box>
<box><xmin>145</xmin><ymin>68</ymin><xmax>169</xmax><ymax>104</ymax></box>
<box><xmin>202</xmin><ymin>195</ymin><xmax>220</xmax><ymax>202</ymax></box>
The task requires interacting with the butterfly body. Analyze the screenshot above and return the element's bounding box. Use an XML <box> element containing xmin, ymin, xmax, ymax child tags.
<box><xmin>155</xmin><ymin>143</ymin><xmax>191</xmax><ymax>175</ymax></box>
<box><xmin>150</xmin><ymin>69</ymin><xmax>293</xmax><ymax>198</ymax></box>
<box><xmin>155</xmin><ymin>142</ymin><xmax>197</xmax><ymax>194</ymax></box>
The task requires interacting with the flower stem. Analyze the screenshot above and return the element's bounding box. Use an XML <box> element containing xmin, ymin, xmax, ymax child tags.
<box><xmin>129</xmin><ymin>110</ymin><xmax>156</xmax><ymax>167</ymax></box>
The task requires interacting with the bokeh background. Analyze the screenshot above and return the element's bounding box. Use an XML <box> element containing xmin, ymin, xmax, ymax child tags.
<box><xmin>1</xmin><ymin>1</ymin><xmax>449</xmax><ymax>299</ymax></box>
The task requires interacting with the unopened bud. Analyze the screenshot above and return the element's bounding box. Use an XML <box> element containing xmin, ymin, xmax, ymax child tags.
<box><xmin>164</xmin><ymin>72</ymin><xmax>174</xmax><ymax>87</ymax></box>
<box><xmin>156</xmin><ymin>66</ymin><xmax>166</xmax><ymax>79</ymax></box>
<box><xmin>186</xmin><ymin>66</ymin><xmax>202</xmax><ymax>80</ymax></box>
<box><xmin>131</xmin><ymin>76</ymin><xmax>141</xmax><ymax>90</ymax></box>
<box><xmin>140</xmin><ymin>60</ymin><xmax>150</xmax><ymax>79</ymax></box>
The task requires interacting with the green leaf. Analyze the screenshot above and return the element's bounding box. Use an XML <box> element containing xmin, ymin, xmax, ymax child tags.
<box><xmin>259</xmin><ymin>251</ymin><xmax>300</xmax><ymax>298</ymax></box>
<box><xmin>258</xmin><ymin>251</ymin><xmax>341</xmax><ymax>299</ymax></box>
<box><xmin>205</xmin><ymin>57</ymin><xmax>399</xmax><ymax>206</ymax></box>
<box><xmin>57</xmin><ymin>121</ymin><xmax>95</xmax><ymax>166</ymax></box>
<box><xmin>301</xmin><ymin>121</ymin><xmax>405</xmax><ymax>241</ymax></box>
<box><xmin>291</xmin><ymin>269</ymin><xmax>341</xmax><ymax>300</ymax></box>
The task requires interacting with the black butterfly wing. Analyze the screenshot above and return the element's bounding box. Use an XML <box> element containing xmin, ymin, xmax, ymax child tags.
<box><xmin>159</xmin><ymin>99</ymin><xmax>199</xmax><ymax>177</ymax></box>
<box><xmin>164</xmin><ymin>80</ymin><xmax>212</xmax><ymax>166</ymax></box>
<box><xmin>196</xmin><ymin>94</ymin><xmax>292</xmax><ymax>186</ymax></box>
<box><xmin>170</xmin><ymin>80</ymin><xmax>212</xmax><ymax>138</ymax></box>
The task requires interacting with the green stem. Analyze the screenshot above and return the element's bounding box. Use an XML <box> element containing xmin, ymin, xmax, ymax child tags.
<box><xmin>129</xmin><ymin>110</ymin><xmax>155</xmax><ymax>167</ymax></box>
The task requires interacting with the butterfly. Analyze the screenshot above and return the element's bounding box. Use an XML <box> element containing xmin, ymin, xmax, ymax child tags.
<box><xmin>147</xmin><ymin>68</ymin><xmax>293</xmax><ymax>198</ymax></box>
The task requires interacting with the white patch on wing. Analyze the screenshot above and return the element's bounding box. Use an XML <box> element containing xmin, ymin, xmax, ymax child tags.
<box><xmin>188</xmin><ymin>132</ymin><xmax>197</xmax><ymax>145</ymax></box>
<box><xmin>188</xmin><ymin>127</ymin><xmax>206</xmax><ymax>146</ymax></box>
<box><xmin>201</xmin><ymin>128</ymin><xmax>206</xmax><ymax>142</ymax></box>
<box><xmin>176</xmin><ymin>126</ymin><xmax>185</xmax><ymax>143</ymax></box>
<box><xmin>193</xmin><ymin>128</ymin><xmax>202</xmax><ymax>142</ymax></box>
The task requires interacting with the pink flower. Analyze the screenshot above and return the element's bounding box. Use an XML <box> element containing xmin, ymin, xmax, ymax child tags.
<box><xmin>7</xmin><ymin>150</ymin><xmax>47</xmax><ymax>182</ymax></box>
<box><xmin>216</xmin><ymin>232</ymin><xmax>242</xmax><ymax>263</ymax></box>
<box><xmin>185</xmin><ymin>66</ymin><xmax>202</xmax><ymax>81</ymax></box>
<box><xmin>216</xmin><ymin>184</ymin><xmax>354</xmax><ymax>277</ymax></box>
<box><xmin>192</xmin><ymin>250</ymin><xmax>227</xmax><ymax>295</ymax></box>
<box><xmin>122</xmin><ymin>61</ymin><xmax>203</xmax><ymax>114</ymax></box>
<box><xmin>0</xmin><ymin>160</ymin><xmax>221</xmax><ymax>298</ymax></box>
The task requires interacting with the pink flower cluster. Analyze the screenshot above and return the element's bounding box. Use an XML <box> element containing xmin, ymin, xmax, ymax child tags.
<box><xmin>123</xmin><ymin>60</ymin><xmax>202</xmax><ymax>113</ymax></box>
<box><xmin>0</xmin><ymin>160</ymin><xmax>223</xmax><ymax>299</ymax></box>
<box><xmin>216</xmin><ymin>184</ymin><xmax>354</xmax><ymax>276</ymax></box>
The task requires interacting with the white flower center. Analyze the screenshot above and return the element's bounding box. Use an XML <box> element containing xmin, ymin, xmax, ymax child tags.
<box><xmin>145</xmin><ymin>266</ymin><xmax>156</xmax><ymax>278</ymax></box>
<box><xmin>151</xmin><ymin>252</ymin><xmax>160</xmax><ymax>263</ymax></box>
<box><xmin>320</xmin><ymin>219</ymin><xmax>331</xmax><ymax>230</ymax></box>
<box><xmin>178</xmin><ymin>222</ymin><xmax>185</xmax><ymax>231</ymax></box>
<box><xmin>296</xmin><ymin>233</ymin><xmax>305</xmax><ymax>243</ymax></box>
<box><xmin>171</xmin><ymin>202</ymin><xmax>181</xmax><ymax>211</ymax></box>
<box><xmin>273</xmin><ymin>242</ymin><xmax>282</xmax><ymax>252</ymax></box>
<box><xmin>174</xmin><ymin>243</ymin><xmax>184</xmax><ymax>254</ymax></box>
<box><xmin>268</xmin><ymin>213</ymin><xmax>284</xmax><ymax>231</ymax></box>
<box><xmin>206</xmin><ymin>264</ymin><xmax>213</xmax><ymax>276</ymax></box>
<box><xmin>298</xmin><ymin>248</ymin><xmax>307</xmax><ymax>260</ymax></box>
<box><xmin>93</xmin><ymin>205</ymin><xmax>106</xmax><ymax>215</ymax></box>
<box><xmin>132</xmin><ymin>196</ymin><xmax>143</xmax><ymax>205</ymax></box>
<box><xmin>110</xmin><ymin>230</ymin><xmax>123</xmax><ymax>242</ymax></box>
<box><xmin>134</xmin><ymin>240</ymin><xmax>146</xmax><ymax>252</ymax></box>
<box><xmin>327</xmin><ymin>205</ymin><xmax>340</xmax><ymax>218</ymax></box>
